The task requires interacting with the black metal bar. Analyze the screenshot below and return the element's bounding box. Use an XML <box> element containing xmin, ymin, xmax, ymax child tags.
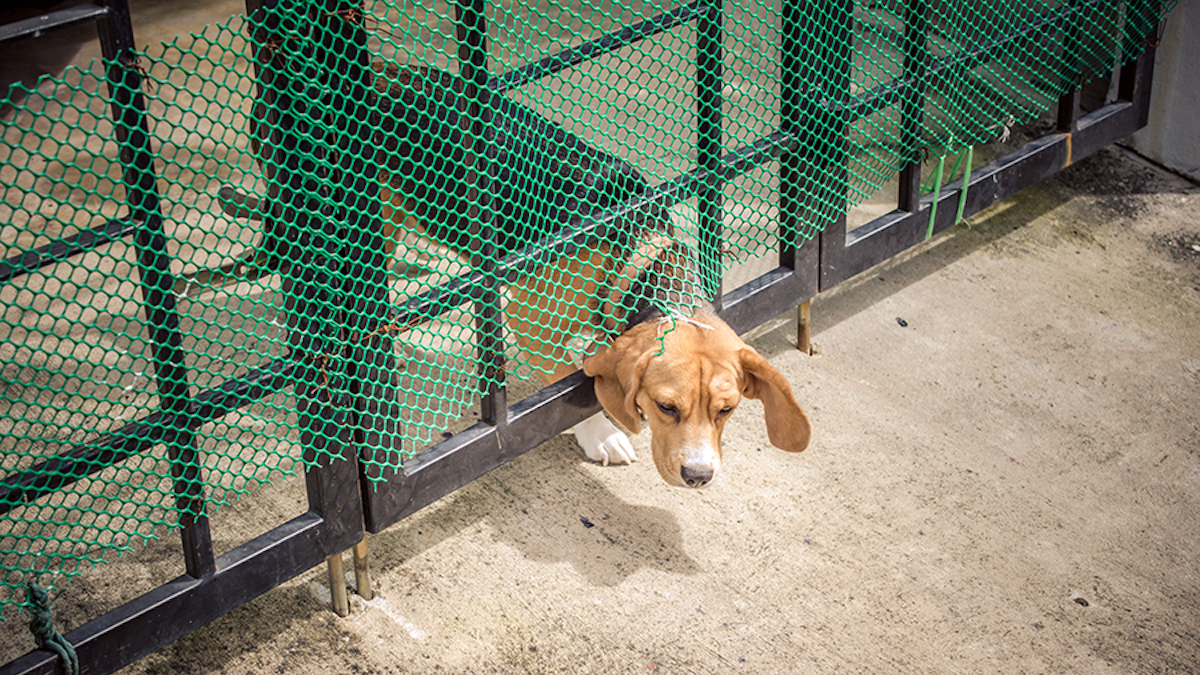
<box><xmin>824</xmin><ymin>94</ymin><xmax>1150</xmax><ymax>287</ymax></box>
<box><xmin>1056</xmin><ymin>0</ymin><xmax>1084</xmax><ymax>132</ymax></box>
<box><xmin>778</xmin><ymin>0</ymin><xmax>802</xmax><ymax>270</ymax></box>
<box><xmin>1116</xmin><ymin>1</ymin><xmax>1158</xmax><ymax>119</ymax></box>
<box><xmin>0</xmin><ymin>218</ymin><xmax>134</xmax><ymax>284</ymax></box>
<box><xmin>190</xmin><ymin>356</ymin><xmax>295</xmax><ymax>423</ymax></box>
<box><xmin>0</xmin><ymin>357</ymin><xmax>294</xmax><ymax>516</ymax></box>
<box><xmin>897</xmin><ymin>0</ymin><xmax>930</xmax><ymax>213</ymax></box>
<box><xmin>247</xmin><ymin>0</ymin><xmax>366</xmax><ymax>540</ymax></box>
<box><xmin>0</xmin><ymin>3</ymin><xmax>108</xmax><ymax>45</ymax></box>
<box><xmin>328</xmin><ymin>1</ymin><xmax>404</xmax><ymax>488</ymax></box>
<box><xmin>454</xmin><ymin>0</ymin><xmax>506</xmax><ymax>426</ymax></box>
<box><xmin>96</xmin><ymin>0</ymin><xmax>214</xmax><ymax>579</ymax></box>
<box><xmin>1121</xmin><ymin>0</ymin><xmax>1158</xmax><ymax>86</ymax></box>
<box><xmin>1055</xmin><ymin>83</ymin><xmax>1083</xmax><ymax>133</ymax></box>
<box><xmin>489</xmin><ymin>1</ymin><xmax>705</xmax><ymax>94</ymax></box>
<box><xmin>696</xmin><ymin>0</ymin><xmax>724</xmax><ymax>305</ymax></box>
<box><xmin>0</xmin><ymin>411</ymin><xmax>173</xmax><ymax>516</ymax></box>
<box><xmin>808</xmin><ymin>0</ymin><xmax>853</xmax><ymax>292</ymax></box>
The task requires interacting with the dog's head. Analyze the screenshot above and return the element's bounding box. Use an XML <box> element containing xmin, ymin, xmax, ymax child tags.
<box><xmin>583</xmin><ymin>311</ymin><xmax>811</xmax><ymax>487</ymax></box>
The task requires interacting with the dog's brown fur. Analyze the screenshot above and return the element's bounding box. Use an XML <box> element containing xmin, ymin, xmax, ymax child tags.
<box><xmin>582</xmin><ymin>309</ymin><xmax>810</xmax><ymax>487</ymax></box>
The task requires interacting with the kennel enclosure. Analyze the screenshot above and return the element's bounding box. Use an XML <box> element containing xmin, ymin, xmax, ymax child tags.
<box><xmin>0</xmin><ymin>0</ymin><xmax>1172</xmax><ymax>672</ymax></box>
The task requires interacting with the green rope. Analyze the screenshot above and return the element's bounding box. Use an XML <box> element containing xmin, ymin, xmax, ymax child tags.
<box><xmin>26</xmin><ymin>583</ymin><xmax>79</xmax><ymax>675</ymax></box>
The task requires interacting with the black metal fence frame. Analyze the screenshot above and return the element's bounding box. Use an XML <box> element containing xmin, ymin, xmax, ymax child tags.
<box><xmin>0</xmin><ymin>0</ymin><xmax>1161</xmax><ymax>672</ymax></box>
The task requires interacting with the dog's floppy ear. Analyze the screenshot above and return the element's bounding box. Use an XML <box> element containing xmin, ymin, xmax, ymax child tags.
<box><xmin>582</xmin><ymin>326</ymin><xmax>658</xmax><ymax>433</ymax></box>
<box><xmin>739</xmin><ymin>347</ymin><xmax>811</xmax><ymax>453</ymax></box>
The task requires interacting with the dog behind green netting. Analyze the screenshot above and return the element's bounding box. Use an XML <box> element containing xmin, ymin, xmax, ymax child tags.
<box><xmin>202</xmin><ymin>9</ymin><xmax>812</xmax><ymax>485</ymax></box>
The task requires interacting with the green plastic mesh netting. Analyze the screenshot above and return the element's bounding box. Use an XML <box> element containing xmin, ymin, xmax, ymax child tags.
<box><xmin>0</xmin><ymin>0</ymin><xmax>1172</xmax><ymax>616</ymax></box>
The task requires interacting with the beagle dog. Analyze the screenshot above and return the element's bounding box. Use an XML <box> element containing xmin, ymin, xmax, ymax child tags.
<box><xmin>503</xmin><ymin>228</ymin><xmax>811</xmax><ymax>488</ymax></box>
<box><xmin>226</xmin><ymin>58</ymin><xmax>811</xmax><ymax>487</ymax></box>
<box><xmin>584</xmin><ymin>308</ymin><xmax>811</xmax><ymax>487</ymax></box>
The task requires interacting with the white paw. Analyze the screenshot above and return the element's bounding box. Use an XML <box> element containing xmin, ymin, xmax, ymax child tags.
<box><xmin>570</xmin><ymin>412</ymin><xmax>637</xmax><ymax>466</ymax></box>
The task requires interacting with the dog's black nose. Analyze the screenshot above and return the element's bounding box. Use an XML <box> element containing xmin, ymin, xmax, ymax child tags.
<box><xmin>681</xmin><ymin>466</ymin><xmax>713</xmax><ymax>488</ymax></box>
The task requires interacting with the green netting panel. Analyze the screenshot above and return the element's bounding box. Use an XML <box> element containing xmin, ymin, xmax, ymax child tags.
<box><xmin>0</xmin><ymin>0</ymin><xmax>1172</xmax><ymax>617</ymax></box>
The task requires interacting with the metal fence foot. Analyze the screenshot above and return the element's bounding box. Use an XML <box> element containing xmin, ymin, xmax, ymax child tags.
<box><xmin>352</xmin><ymin>538</ymin><xmax>373</xmax><ymax>601</ymax></box>
<box><xmin>327</xmin><ymin>552</ymin><xmax>350</xmax><ymax>617</ymax></box>
<box><xmin>797</xmin><ymin>300</ymin><xmax>812</xmax><ymax>355</ymax></box>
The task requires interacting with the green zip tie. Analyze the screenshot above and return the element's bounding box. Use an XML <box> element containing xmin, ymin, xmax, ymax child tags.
<box><xmin>923</xmin><ymin>150</ymin><xmax>966</xmax><ymax>193</ymax></box>
<box><xmin>925</xmin><ymin>145</ymin><xmax>975</xmax><ymax>240</ymax></box>
<box><xmin>926</xmin><ymin>153</ymin><xmax>945</xmax><ymax>240</ymax></box>
<box><xmin>955</xmin><ymin>145</ymin><xmax>974</xmax><ymax>225</ymax></box>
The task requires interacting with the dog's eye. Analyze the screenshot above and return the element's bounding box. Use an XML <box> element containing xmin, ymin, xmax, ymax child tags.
<box><xmin>718</xmin><ymin>406</ymin><xmax>734</xmax><ymax>417</ymax></box>
<box><xmin>656</xmin><ymin>402</ymin><xmax>678</xmax><ymax>417</ymax></box>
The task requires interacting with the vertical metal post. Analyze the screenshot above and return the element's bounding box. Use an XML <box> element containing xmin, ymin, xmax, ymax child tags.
<box><xmin>1055</xmin><ymin>0</ymin><xmax>1082</xmax><ymax>133</ymax></box>
<box><xmin>697</xmin><ymin>0</ymin><xmax>724</xmax><ymax>305</ymax></box>
<box><xmin>781</xmin><ymin>0</ymin><xmax>821</xmax><ymax>350</ymax></box>
<box><xmin>806</xmin><ymin>0</ymin><xmax>853</xmax><ymax>292</ymax></box>
<box><xmin>779</xmin><ymin>0</ymin><xmax>802</xmax><ymax>271</ymax></box>
<box><xmin>97</xmin><ymin>0</ymin><xmax>215</xmax><ymax>580</ymax></box>
<box><xmin>1117</xmin><ymin>0</ymin><xmax>1159</xmax><ymax>123</ymax></box>
<box><xmin>319</xmin><ymin>0</ymin><xmax>397</xmax><ymax>581</ymax></box>
<box><xmin>796</xmin><ymin>299</ymin><xmax>812</xmax><ymax>355</ymax></box>
<box><xmin>456</xmin><ymin>0</ymin><xmax>506</xmax><ymax>426</ymax></box>
<box><xmin>315</xmin><ymin>0</ymin><xmax>403</xmax><ymax>490</ymax></box>
<box><xmin>327</xmin><ymin>551</ymin><xmax>350</xmax><ymax>617</ymax></box>
<box><xmin>898</xmin><ymin>0</ymin><xmax>929</xmax><ymax>213</ymax></box>
<box><xmin>249</xmin><ymin>0</ymin><xmax>366</xmax><ymax>574</ymax></box>
<box><xmin>352</xmin><ymin>539</ymin><xmax>373</xmax><ymax>600</ymax></box>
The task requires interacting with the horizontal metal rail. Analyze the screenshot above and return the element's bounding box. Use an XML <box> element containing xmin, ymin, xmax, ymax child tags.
<box><xmin>491</xmin><ymin>0</ymin><xmax>707</xmax><ymax>93</ymax></box>
<box><xmin>0</xmin><ymin>356</ymin><xmax>294</xmax><ymax>515</ymax></box>
<box><xmin>0</xmin><ymin>3</ymin><xmax>108</xmax><ymax>45</ymax></box>
<box><xmin>0</xmin><ymin>218</ymin><xmax>134</xmax><ymax>284</ymax></box>
<box><xmin>838</xmin><ymin>0</ymin><xmax>1111</xmax><ymax>124</ymax></box>
<box><xmin>819</xmin><ymin>44</ymin><xmax>1156</xmax><ymax>288</ymax></box>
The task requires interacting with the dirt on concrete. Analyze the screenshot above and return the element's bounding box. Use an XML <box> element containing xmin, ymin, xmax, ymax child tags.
<box><xmin>25</xmin><ymin>146</ymin><xmax>1174</xmax><ymax>674</ymax></box>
